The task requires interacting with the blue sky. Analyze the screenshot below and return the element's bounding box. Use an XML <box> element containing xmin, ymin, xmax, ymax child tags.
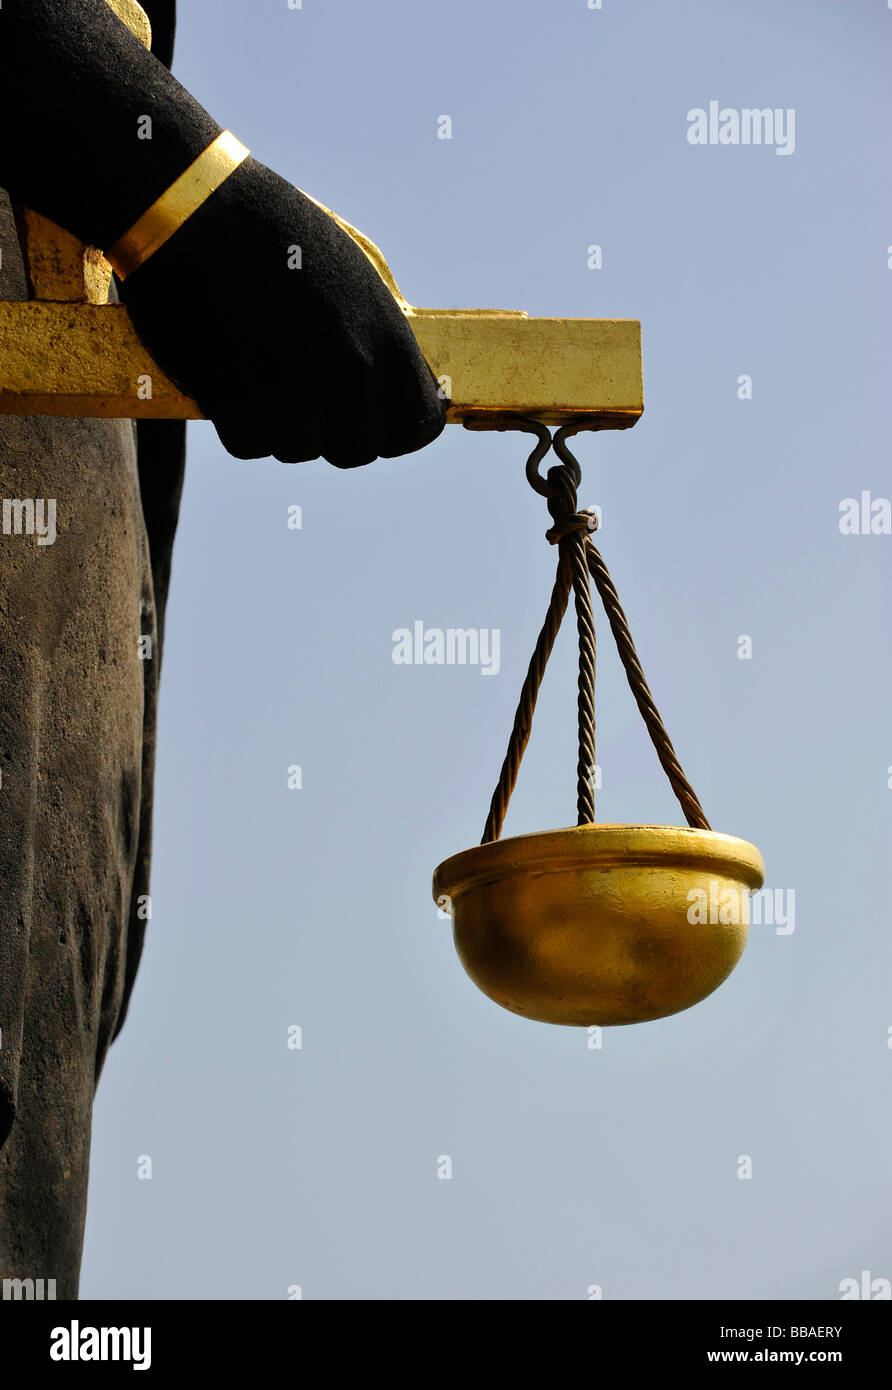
<box><xmin>82</xmin><ymin>0</ymin><xmax>892</xmax><ymax>1299</ymax></box>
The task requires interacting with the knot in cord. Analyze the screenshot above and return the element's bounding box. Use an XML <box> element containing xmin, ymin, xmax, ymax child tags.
<box><xmin>545</xmin><ymin>509</ymin><xmax>599</xmax><ymax>545</ymax></box>
<box><xmin>539</xmin><ymin>442</ymin><xmax>597</xmax><ymax>543</ymax></box>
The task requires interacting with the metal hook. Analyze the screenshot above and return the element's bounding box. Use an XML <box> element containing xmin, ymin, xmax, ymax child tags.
<box><xmin>463</xmin><ymin>413</ymin><xmax>555</xmax><ymax>498</ymax></box>
<box><xmin>551</xmin><ymin>421</ymin><xmax>600</xmax><ymax>490</ymax></box>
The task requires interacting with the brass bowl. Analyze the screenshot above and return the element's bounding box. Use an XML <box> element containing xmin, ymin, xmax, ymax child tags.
<box><xmin>432</xmin><ymin>824</ymin><xmax>765</xmax><ymax>1026</ymax></box>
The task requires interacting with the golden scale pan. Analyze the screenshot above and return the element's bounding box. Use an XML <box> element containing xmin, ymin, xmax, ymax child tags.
<box><xmin>0</xmin><ymin>0</ymin><xmax>764</xmax><ymax>1028</ymax></box>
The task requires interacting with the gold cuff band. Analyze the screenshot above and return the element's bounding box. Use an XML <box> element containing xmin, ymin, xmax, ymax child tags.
<box><xmin>105</xmin><ymin>130</ymin><xmax>250</xmax><ymax>279</ymax></box>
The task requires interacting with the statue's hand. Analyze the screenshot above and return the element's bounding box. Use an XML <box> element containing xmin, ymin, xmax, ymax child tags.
<box><xmin>122</xmin><ymin>159</ymin><xmax>447</xmax><ymax>466</ymax></box>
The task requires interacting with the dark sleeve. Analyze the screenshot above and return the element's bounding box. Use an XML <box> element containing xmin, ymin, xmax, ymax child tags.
<box><xmin>136</xmin><ymin>419</ymin><xmax>185</xmax><ymax>661</ymax></box>
<box><xmin>130</xmin><ymin>0</ymin><xmax>185</xmax><ymax>660</ymax></box>
<box><xmin>0</xmin><ymin>0</ymin><xmax>219</xmax><ymax>249</ymax></box>
<box><xmin>140</xmin><ymin>0</ymin><xmax>177</xmax><ymax>70</ymax></box>
<box><xmin>117</xmin><ymin>2</ymin><xmax>185</xmax><ymax>1045</ymax></box>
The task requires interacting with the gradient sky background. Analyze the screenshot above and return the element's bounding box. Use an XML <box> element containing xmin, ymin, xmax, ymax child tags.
<box><xmin>82</xmin><ymin>0</ymin><xmax>891</xmax><ymax>1299</ymax></box>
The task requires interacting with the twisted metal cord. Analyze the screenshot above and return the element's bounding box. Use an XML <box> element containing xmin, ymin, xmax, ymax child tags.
<box><xmin>480</xmin><ymin>420</ymin><xmax>597</xmax><ymax>842</ymax></box>
<box><xmin>546</xmin><ymin>449</ymin><xmax>596</xmax><ymax>826</ymax></box>
<box><xmin>583</xmin><ymin>540</ymin><xmax>711</xmax><ymax>830</ymax></box>
<box><xmin>554</xmin><ymin>424</ymin><xmax>710</xmax><ymax>832</ymax></box>
<box><xmin>552</xmin><ymin>423</ymin><xmax>710</xmax><ymax>831</ymax></box>
<box><xmin>481</xmin><ymin>547</ymin><xmax>572</xmax><ymax>843</ymax></box>
<box><xmin>474</xmin><ymin>416</ymin><xmax>710</xmax><ymax>842</ymax></box>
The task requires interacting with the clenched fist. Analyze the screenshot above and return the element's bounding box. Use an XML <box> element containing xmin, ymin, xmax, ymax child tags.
<box><xmin>123</xmin><ymin>158</ymin><xmax>447</xmax><ymax>467</ymax></box>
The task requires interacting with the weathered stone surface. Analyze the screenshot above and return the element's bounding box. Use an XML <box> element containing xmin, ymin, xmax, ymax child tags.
<box><xmin>0</xmin><ymin>186</ymin><xmax>182</xmax><ymax>1299</ymax></box>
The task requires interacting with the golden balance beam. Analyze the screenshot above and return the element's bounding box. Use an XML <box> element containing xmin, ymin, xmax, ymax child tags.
<box><xmin>0</xmin><ymin>299</ymin><xmax>643</xmax><ymax>427</ymax></box>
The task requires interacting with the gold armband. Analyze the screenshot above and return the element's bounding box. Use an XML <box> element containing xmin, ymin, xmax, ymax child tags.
<box><xmin>105</xmin><ymin>130</ymin><xmax>250</xmax><ymax>279</ymax></box>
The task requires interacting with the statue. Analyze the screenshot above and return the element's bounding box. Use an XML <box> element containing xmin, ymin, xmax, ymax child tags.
<box><xmin>0</xmin><ymin>0</ymin><xmax>445</xmax><ymax>1299</ymax></box>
